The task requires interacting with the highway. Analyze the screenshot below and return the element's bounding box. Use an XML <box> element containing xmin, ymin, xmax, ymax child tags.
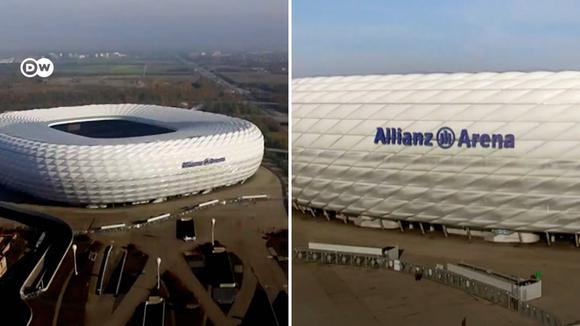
<box><xmin>177</xmin><ymin>54</ymin><xmax>250</xmax><ymax>96</ymax></box>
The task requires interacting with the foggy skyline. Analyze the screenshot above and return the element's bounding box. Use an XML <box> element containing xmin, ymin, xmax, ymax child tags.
<box><xmin>0</xmin><ymin>0</ymin><xmax>288</xmax><ymax>54</ymax></box>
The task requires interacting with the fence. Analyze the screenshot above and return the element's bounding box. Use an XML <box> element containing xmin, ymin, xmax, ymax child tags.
<box><xmin>74</xmin><ymin>194</ymin><xmax>273</xmax><ymax>235</ymax></box>
<box><xmin>294</xmin><ymin>248</ymin><xmax>564</xmax><ymax>326</ymax></box>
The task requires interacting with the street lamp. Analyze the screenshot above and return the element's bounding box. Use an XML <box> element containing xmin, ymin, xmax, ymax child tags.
<box><xmin>156</xmin><ymin>257</ymin><xmax>162</xmax><ymax>290</ymax></box>
<box><xmin>72</xmin><ymin>244</ymin><xmax>78</xmax><ymax>276</ymax></box>
<box><xmin>211</xmin><ymin>218</ymin><xmax>216</xmax><ymax>247</ymax></box>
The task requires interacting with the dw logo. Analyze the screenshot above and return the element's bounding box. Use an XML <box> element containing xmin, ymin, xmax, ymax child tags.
<box><xmin>20</xmin><ymin>58</ymin><xmax>54</xmax><ymax>78</ymax></box>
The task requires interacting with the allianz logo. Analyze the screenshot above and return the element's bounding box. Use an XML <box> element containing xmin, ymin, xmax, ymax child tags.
<box><xmin>374</xmin><ymin>127</ymin><xmax>515</xmax><ymax>149</ymax></box>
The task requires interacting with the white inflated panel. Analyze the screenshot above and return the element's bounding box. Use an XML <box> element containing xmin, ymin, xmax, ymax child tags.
<box><xmin>293</xmin><ymin>72</ymin><xmax>580</xmax><ymax>233</ymax></box>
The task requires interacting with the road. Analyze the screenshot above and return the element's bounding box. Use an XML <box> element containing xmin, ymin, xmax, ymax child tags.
<box><xmin>262</xmin><ymin>164</ymin><xmax>288</xmax><ymax>216</ymax></box>
<box><xmin>0</xmin><ymin>203</ymin><xmax>73</xmax><ymax>326</ymax></box>
<box><xmin>177</xmin><ymin>55</ymin><xmax>250</xmax><ymax>96</ymax></box>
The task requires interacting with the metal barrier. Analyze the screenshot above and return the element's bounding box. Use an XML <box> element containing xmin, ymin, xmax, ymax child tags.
<box><xmin>75</xmin><ymin>194</ymin><xmax>275</xmax><ymax>235</ymax></box>
<box><xmin>295</xmin><ymin>248</ymin><xmax>564</xmax><ymax>326</ymax></box>
<box><xmin>295</xmin><ymin>248</ymin><xmax>390</xmax><ymax>269</ymax></box>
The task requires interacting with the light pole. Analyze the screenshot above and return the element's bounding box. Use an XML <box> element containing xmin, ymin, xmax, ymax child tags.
<box><xmin>156</xmin><ymin>257</ymin><xmax>161</xmax><ymax>290</ymax></box>
<box><xmin>211</xmin><ymin>218</ymin><xmax>216</xmax><ymax>247</ymax></box>
<box><xmin>72</xmin><ymin>244</ymin><xmax>78</xmax><ymax>276</ymax></box>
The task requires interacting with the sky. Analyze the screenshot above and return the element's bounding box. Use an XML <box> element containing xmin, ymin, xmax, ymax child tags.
<box><xmin>293</xmin><ymin>0</ymin><xmax>580</xmax><ymax>77</ymax></box>
<box><xmin>0</xmin><ymin>0</ymin><xmax>287</xmax><ymax>54</ymax></box>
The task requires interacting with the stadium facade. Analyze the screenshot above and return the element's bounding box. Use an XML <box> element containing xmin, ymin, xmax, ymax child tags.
<box><xmin>293</xmin><ymin>71</ymin><xmax>580</xmax><ymax>236</ymax></box>
<box><xmin>0</xmin><ymin>104</ymin><xmax>264</xmax><ymax>205</ymax></box>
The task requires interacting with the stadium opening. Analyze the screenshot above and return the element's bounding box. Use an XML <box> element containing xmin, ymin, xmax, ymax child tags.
<box><xmin>50</xmin><ymin>118</ymin><xmax>175</xmax><ymax>138</ymax></box>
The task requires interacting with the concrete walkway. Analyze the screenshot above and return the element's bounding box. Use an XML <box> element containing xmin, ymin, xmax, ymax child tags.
<box><xmin>172</xmin><ymin>256</ymin><xmax>236</xmax><ymax>326</ymax></box>
<box><xmin>51</xmin><ymin>268</ymin><xmax>74</xmax><ymax>326</ymax></box>
<box><xmin>228</xmin><ymin>263</ymin><xmax>258</xmax><ymax>320</ymax></box>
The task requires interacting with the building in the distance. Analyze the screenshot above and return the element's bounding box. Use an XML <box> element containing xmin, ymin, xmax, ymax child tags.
<box><xmin>293</xmin><ymin>72</ymin><xmax>580</xmax><ymax>242</ymax></box>
<box><xmin>0</xmin><ymin>104</ymin><xmax>264</xmax><ymax>206</ymax></box>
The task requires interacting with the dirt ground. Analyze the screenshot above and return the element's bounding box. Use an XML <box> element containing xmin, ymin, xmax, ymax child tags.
<box><xmin>293</xmin><ymin>263</ymin><xmax>536</xmax><ymax>326</ymax></box>
<box><xmin>293</xmin><ymin>211</ymin><xmax>580</xmax><ymax>325</ymax></box>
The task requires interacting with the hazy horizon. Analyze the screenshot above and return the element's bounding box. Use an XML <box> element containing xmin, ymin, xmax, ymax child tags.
<box><xmin>0</xmin><ymin>0</ymin><xmax>288</xmax><ymax>54</ymax></box>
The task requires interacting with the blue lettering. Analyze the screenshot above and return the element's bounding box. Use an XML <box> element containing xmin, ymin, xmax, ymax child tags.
<box><xmin>403</xmin><ymin>132</ymin><xmax>412</xmax><ymax>146</ymax></box>
<box><xmin>374</xmin><ymin>127</ymin><xmax>386</xmax><ymax>144</ymax></box>
<box><xmin>373</xmin><ymin>127</ymin><xmax>515</xmax><ymax>150</ymax></box>
<box><xmin>424</xmin><ymin>133</ymin><xmax>433</xmax><ymax>146</ymax></box>
<box><xmin>396</xmin><ymin>128</ymin><xmax>402</xmax><ymax>145</ymax></box>
<box><xmin>480</xmin><ymin>134</ymin><xmax>490</xmax><ymax>148</ymax></box>
<box><xmin>492</xmin><ymin>134</ymin><xmax>503</xmax><ymax>149</ymax></box>
<box><xmin>412</xmin><ymin>132</ymin><xmax>424</xmax><ymax>145</ymax></box>
<box><xmin>504</xmin><ymin>134</ymin><xmax>515</xmax><ymax>148</ymax></box>
<box><xmin>471</xmin><ymin>133</ymin><xmax>480</xmax><ymax>148</ymax></box>
<box><xmin>458</xmin><ymin>129</ymin><xmax>471</xmax><ymax>148</ymax></box>
<box><xmin>182</xmin><ymin>157</ymin><xmax>226</xmax><ymax>169</ymax></box>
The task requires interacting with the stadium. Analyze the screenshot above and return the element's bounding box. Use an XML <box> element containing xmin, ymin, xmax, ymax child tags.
<box><xmin>293</xmin><ymin>71</ymin><xmax>580</xmax><ymax>242</ymax></box>
<box><xmin>0</xmin><ymin>104</ymin><xmax>264</xmax><ymax>206</ymax></box>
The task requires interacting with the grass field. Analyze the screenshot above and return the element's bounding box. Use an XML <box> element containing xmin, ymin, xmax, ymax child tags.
<box><xmin>58</xmin><ymin>64</ymin><xmax>143</xmax><ymax>75</ymax></box>
<box><xmin>0</xmin><ymin>74</ymin><xmax>227</xmax><ymax>111</ymax></box>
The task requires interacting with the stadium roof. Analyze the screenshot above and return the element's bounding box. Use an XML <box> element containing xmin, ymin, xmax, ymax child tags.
<box><xmin>293</xmin><ymin>71</ymin><xmax>580</xmax><ymax>105</ymax></box>
<box><xmin>0</xmin><ymin>104</ymin><xmax>249</xmax><ymax>146</ymax></box>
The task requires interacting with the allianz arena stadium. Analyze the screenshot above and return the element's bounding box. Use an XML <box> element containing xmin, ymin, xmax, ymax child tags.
<box><xmin>293</xmin><ymin>71</ymin><xmax>580</xmax><ymax>240</ymax></box>
<box><xmin>0</xmin><ymin>104</ymin><xmax>264</xmax><ymax>206</ymax></box>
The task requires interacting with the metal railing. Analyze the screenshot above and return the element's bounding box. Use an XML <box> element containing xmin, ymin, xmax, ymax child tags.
<box><xmin>74</xmin><ymin>194</ymin><xmax>273</xmax><ymax>235</ymax></box>
<box><xmin>295</xmin><ymin>248</ymin><xmax>565</xmax><ymax>326</ymax></box>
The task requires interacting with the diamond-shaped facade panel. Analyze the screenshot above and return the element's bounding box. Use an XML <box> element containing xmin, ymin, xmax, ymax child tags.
<box><xmin>293</xmin><ymin>72</ymin><xmax>580</xmax><ymax>234</ymax></box>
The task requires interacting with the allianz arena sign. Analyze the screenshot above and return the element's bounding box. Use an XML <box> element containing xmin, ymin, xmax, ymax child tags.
<box><xmin>182</xmin><ymin>157</ymin><xmax>226</xmax><ymax>169</ymax></box>
<box><xmin>374</xmin><ymin>127</ymin><xmax>516</xmax><ymax>149</ymax></box>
